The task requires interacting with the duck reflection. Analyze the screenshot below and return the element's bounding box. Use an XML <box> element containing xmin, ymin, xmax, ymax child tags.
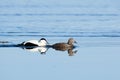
<box><xmin>21</xmin><ymin>46</ymin><xmax>77</xmax><ymax>56</ymax></box>
<box><xmin>68</xmin><ymin>49</ymin><xmax>77</xmax><ymax>56</ymax></box>
<box><xmin>21</xmin><ymin>46</ymin><xmax>48</xmax><ymax>54</ymax></box>
<box><xmin>52</xmin><ymin>48</ymin><xmax>77</xmax><ymax>56</ymax></box>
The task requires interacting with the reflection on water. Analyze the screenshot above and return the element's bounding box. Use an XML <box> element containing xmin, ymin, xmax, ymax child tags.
<box><xmin>22</xmin><ymin>46</ymin><xmax>48</xmax><ymax>54</ymax></box>
<box><xmin>22</xmin><ymin>46</ymin><xmax>77</xmax><ymax>56</ymax></box>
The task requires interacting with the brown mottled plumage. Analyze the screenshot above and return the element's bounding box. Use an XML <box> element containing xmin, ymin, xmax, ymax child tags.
<box><xmin>52</xmin><ymin>38</ymin><xmax>77</xmax><ymax>51</ymax></box>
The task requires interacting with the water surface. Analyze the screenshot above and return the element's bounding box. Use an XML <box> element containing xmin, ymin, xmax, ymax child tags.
<box><xmin>0</xmin><ymin>0</ymin><xmax>120</xmax><ymax>80</ymax></box>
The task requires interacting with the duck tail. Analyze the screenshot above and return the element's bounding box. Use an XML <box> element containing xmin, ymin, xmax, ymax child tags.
<box><xmin>17</xmin><ymin>42</ymin><xmax>25</xmax><ymax>47</ymax></box>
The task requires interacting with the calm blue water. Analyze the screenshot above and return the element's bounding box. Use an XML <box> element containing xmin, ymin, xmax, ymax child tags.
<box><xmin>0</xmin><ymin>0</ymin><xmax>120</xmax><ymax>80</ymax></box>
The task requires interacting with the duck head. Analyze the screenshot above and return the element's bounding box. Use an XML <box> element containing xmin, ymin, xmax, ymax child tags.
<box><xmin>67</xmin><ymin>38</ymin><xmax>77</xmax><ymax>45</ymax></box>
<box><xmin>38</xmin><ymin>38</ymin><xmax>48</xmax><ymax>46</ymax></box>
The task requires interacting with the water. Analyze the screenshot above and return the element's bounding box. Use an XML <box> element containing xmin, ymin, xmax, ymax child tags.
<box><xmin>0</xmin><ymin>0</ymin><xmax>120</xmax><ymax>80</ymax></box>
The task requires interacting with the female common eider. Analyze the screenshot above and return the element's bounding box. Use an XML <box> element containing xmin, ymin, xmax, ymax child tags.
<box><xmin>52</xmin><ymin>38</ymin><xmax>77</xmax><ymax>51</ymax></box>
<box><xmin>20</xmin><ymin>38</ymin><xmax>48</xmax><ymax>47</ymax></box>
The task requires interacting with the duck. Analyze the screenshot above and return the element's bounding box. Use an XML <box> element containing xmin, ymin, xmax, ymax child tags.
<box><xmin>20</xmin><ymin>38</ymin><xmax>48</xmax><ymax>47</ymax></box>
<box><xmin>52</xmin><ymin>38</ymin><xmax>77</xmax><ymax>51</ymax></box>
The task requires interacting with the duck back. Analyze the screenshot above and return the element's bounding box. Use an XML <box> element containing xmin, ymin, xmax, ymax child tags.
<box><xmin>52</xmin><ymin>43</ymin><xmax>72</xmax><ymax>51</ymax></box>
<box><xmin>24</xmin><ymin>42</ymin><xmax>38</xmax><ymax>46</ymax></box>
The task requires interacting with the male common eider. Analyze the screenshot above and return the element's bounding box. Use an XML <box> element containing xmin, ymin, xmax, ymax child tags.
<box><xmin>20</xmin><ymin>38</ymin><xmax>48</xmax><ymax>47</ymax></box>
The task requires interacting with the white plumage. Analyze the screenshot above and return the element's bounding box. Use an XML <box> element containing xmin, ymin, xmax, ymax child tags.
<box><xmin>22</xmin><ymin>38</ymin><xmax>48</xmax><ymax>47</ymax></box>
